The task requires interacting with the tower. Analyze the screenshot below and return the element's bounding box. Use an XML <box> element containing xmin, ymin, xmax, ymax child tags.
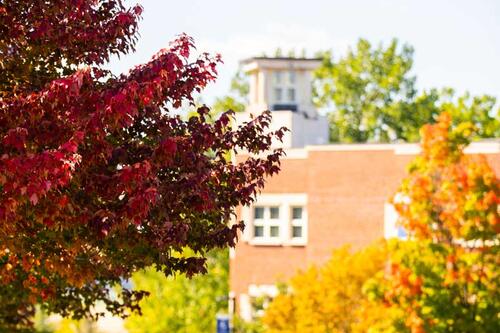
<box><xmin>235</xmin><ymin>56</ymin><xmax>329</xmax><ymax>149</ymax></box>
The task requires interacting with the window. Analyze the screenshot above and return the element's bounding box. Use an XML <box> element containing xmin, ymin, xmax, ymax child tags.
<box><xmin>250</xmin><ymin>294</ymin><xmax>273</xmax><ymax>319</ymax></box>
<box><xmin>274</xmin><ymin>87</ymin><xmax>283</xmax><ymax>102</ymax></box>
<box><xmin>272</xmin><ymin>70</ymin><xmax>297</xmax><ymax>104</ymax></box>
<box><xmin>243</xmin><ymin>194</ymin><xmax>307</xmax><ymax>246</ymax></box>
<box><xmin>291</xmin><ymin>207</ymin><xmax>305</xmax><ymax>239</ymax></box>
<box><xmin>270</xmin><ymin>207</ymin><xmax>280</xmax><ymax>219</ymax></box>
<box><xmin>273</xmin><ymin>71</ymin><xmax>282</xmax><ymax>84</ymax></box>
<box><xmin>292</xmin><ymin>207</ymin><xmax>302</xmax><ymax>219</ymax></box>
<box><xmin>253</xmin><ymin>207</ymin><xmax>264</xmax><ymax>238</ymax></box>
<box><xmin>254</xmin><ymin>225</ymin><xmax>264</xmax><ymax>237</ymax></box>
<box><xmin>384</xmin><ymin>202</ymin><xmax>407</xmax><ymax>240</ymax></box>
<box><xmin>248</xmin><ymin>285</ymin><xmax>278</xmax><ymax>320</ymax></box>
<box><xmin>384</xmin><ymin>198</ymin><xmax>497</xmax><ymax>247</ymax></box>
<box><xmin>253</xmin><ymin>206</ymin><xmax>281</xmax><ymax>239</ymax></box>
<box><xmin>254</xmin><ymin>207</ymin><xmax>264</xmax><ymax>219</ymax></box>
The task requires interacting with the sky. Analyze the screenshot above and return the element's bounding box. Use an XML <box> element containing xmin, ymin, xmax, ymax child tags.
<box><xmin>109</xmin><ymin>0</ymin><xmax>500</xmax><ymax>105</ymax></box>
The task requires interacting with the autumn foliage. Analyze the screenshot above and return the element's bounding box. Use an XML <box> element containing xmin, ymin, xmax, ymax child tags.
<box><xmin>263</xmin><ymin>243</ymin><xmax>389</xmax><ymax>333</ymax></box>
<box><xmin>263</xmin><ymin>114</ymin><xmax>499</xmax><ymax>333</ymax></box>
<box><xmin>0</xmin><ymin>0</ymin><xmax>285</xmax><ymax>329</ymax></box>
<box><xmin>372</xmin><ymin>113</ymin><xmax>500</xmax><ymax>333</ymax></box>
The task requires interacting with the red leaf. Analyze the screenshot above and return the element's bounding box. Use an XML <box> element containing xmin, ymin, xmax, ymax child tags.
<box><xmin>3</xmin><ymin>128</ymin><xmax>28</xmax><ymax>151</ymax></box>
<box><xmin>29</xmin><ymin>193</ymin><xmax>38</xmax><ymax>205</ymax></box>
<box><xmin>43</xmin><ymin>218</ymin><xmax>54</xmax><ymax>227</ymax></box>
<box><xmin>161</xmin><ymin>138</ymin><xmax>177</xmax><ymax>155</ymax></box>
<box><xmin>60</xmin><ymin>141</ymin><xmax>78</xmax><ymax>153</ymax></box>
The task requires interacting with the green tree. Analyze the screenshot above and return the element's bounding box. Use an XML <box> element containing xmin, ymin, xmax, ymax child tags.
<box><xmin>212</xmin><ymin>70</ymin><xmax>249</xmax><ymax>114</ymax></box>
<box><xmin>124</xmin><ymin>249</ymin><xmax>229</xmax><ymax>333</ymax></box>
<box><xmin>233</xmin><ymin>316</ymin><xmax>265</xmax><ymax>333</ymax></box>
<box><xmin>439</xmin><ymin>89</ymin><xmax>500</xmax><ymax>138</ymax></box>
<box><xmin>314</xmin><ymin>39</ymin><xmax>417</xmax><ymax>142</ymax></box>
<box><xmin>314</xmin><ymin>39</ymin><xmax>500</xmax><ymax>142</ymax></box>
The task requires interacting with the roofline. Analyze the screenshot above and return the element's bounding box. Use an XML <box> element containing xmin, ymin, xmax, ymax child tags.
<box><xmin>240</xmin><ymin>56</ymin><xmax>323</xmax><ymax>65</ymax></box>
<box><xmin>278</xmin><ymin>140</ymin><xmax>500</xmax><ymax>159</ymax></box>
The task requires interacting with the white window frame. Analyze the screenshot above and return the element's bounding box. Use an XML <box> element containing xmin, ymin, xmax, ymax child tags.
<box><xmin>248</xmin><ymin>284</ymin><xmax>278</xmax><ymax>320</ymax></box>
<box><xmin>290</xmin><ymin>206</ymin><xmax>306</xmax><ymax>245</ymax></box>
<box><xmin>252</xmin><ymin>206</ymin><xmax>281</xmax><ymax>240</ymax></box>
<box><xmin>242</xmin><ymin>193</ymin><xmax>308</xmax><ymax>246</ymax></box>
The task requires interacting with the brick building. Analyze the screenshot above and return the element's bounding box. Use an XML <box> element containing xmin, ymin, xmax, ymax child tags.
<box><xmin>230</xmin><ymin>57</ymin><xmax>500</xmax><ymax>321</ymax></box>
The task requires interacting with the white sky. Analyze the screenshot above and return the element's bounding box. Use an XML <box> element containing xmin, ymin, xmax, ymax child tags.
<box><xmin>109</xmin><ymin>0</ymin><xmax>500</xmax><ymax>105</ymax></box>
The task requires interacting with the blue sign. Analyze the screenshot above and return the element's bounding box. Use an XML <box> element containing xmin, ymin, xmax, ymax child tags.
<box><xmin>216</xmin><ymin>314</ymin><xmax>231</xmax><ymax>333</ymax></box>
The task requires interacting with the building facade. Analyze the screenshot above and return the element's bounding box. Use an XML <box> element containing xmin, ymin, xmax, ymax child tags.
<box><xmin>230</xmin><ymin>57</ymin><xmax>500</xmax><ymax>321</ymax></box>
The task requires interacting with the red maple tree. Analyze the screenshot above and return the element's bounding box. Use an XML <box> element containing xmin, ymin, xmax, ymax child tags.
<box><xmin>0</xmin><ymin>1</ymin><xmax>285</xmax><ymax>329</ymax></box>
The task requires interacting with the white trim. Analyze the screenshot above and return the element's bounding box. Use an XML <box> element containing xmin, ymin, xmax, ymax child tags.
<box><xmin>275</xmin><ymin>140</ymin><xmax>500</xmax><ymax>159</ymax></box>
<box><xmin>228</xmin><ymin>291</ymin><xmax>236</xmax><ymax>315</ymax></box>
<box><xmin>394</xmin><ymin>141</ymin><xmax>500</xmax><ymax>155</ymax></box>
<box><xmin>287</xmin><ymin>238</ymin><xmax>308</xmax><ymax>246</ymax></box>
<box><xmin>239</xmin><ymin>293</ymin><xmax>252</xmax><ymax>322</ymax></box>
<box><xmin>282</xmin><ymin>149</ymin><xmax>308</xmax><ymax>159</ymax></box>
<box><xmin>241</xmin><ymin>58</ymin><xmax>322</xmax><ymax>72</ymax></box>
<box><xmin>248</xmin><ymin>284</ymin><xmax>279</xmax><ymax>298</ymax></box>
<box><xmin>307</xmin><ymin>143</ymin><xmax>398</xmax><ymax>152</ymax></box>
<box><xmin>394</xmin><ymin>144</ymin><xmax>421</xmax><ymax>155</ymax></box>
<box><xmin>248</xmin><ymin>238</ymin><xmax>284</xmax><ymax>246</ymax></box>
<box><xmin>465</xmin><ymin>141</ymin><xmax>500</xmax><ymax>154</ymax></box>
<box><xmin>384</xmin><ymin>203</ymin><xmax>398</xmax><ymax>239</ymax></box>
<box><xmin>253</xmin><ymin>193</ymin><xmax>308</xmax><ymax>205</ymax></box>
<box><xmin>241</xmin><ymin>205</ymin><xmax>252</xmax><ymax>242</ymax></box>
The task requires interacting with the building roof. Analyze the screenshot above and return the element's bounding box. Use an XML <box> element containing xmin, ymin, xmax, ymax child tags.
<box><xmin>240</xmin><ymin>56</ymin><xmax>322</xmax><ymax>65</ymax></box>
<box><xmin>240</xmin><ymin>56</ymin><xmax>323</xmax><ymax>72</ymax></box>
<box><xmin>277</xmin><ymin>140</ymin><xmax>500</xmax><ymax>159</ymax></box>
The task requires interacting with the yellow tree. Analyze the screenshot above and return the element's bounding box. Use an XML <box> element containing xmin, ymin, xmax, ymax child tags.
<box><xmin>263</xmin><ymin>243</ymin><xmax>388</xmax><ymax>333</ymax></box>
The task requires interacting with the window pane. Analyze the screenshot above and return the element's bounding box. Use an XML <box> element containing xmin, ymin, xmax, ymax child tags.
<box><xmin>287</xmin><ymin>88</ymin><xmax>295</xmax><ymax>102</ymax></box>
<box><xmin>254</xmin><ymin>207</ymin><xmax>264</xmax><ymax>219</ymax></box>
<box><xmin>270</xmin><ymin>226</ymin><xmax>280</xmax><ymax>237</ymax></box>
<box><xmin>270</xmin><ymin>207</ymin><xmax>280</xmax><ymax>219</ymax></box>
<box><xmin>292</xmin><ymin>226</ymin><xmax>302</xmax><ymax>238</ymax></box>
<box><xmin>288</xmin><ymin>71</ymin><xmax>296</xmax><ymax>84</ymax></box>
<box><xmin>254</xmin><ymin>226</ymin><xmax>264</xmax><ymax>237</ymax></box>
<box><xmin>397</xmin><ymin>226</ymin><xmax>407</xmax><ymax>239</ymax></box>
<box><xmin>274</xmin><ymin>71</ymin><xmax>282</xmax><ymax>84</ymax></box>
<box><xmin>292</xmin><ymin>207</ymin><xmax>302</xmax><ymax>219</ymax></box>
<box><xmin>274</xmin><ymin>88</ymin><xmax>282</xmax><ymax>101</ymax></box>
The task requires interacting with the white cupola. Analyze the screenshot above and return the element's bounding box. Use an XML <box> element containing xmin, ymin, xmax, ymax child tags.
<box><xmin>235</xmin><ymin>57</ymin><xmax>329</xmax><ymax>148</ymax></box>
